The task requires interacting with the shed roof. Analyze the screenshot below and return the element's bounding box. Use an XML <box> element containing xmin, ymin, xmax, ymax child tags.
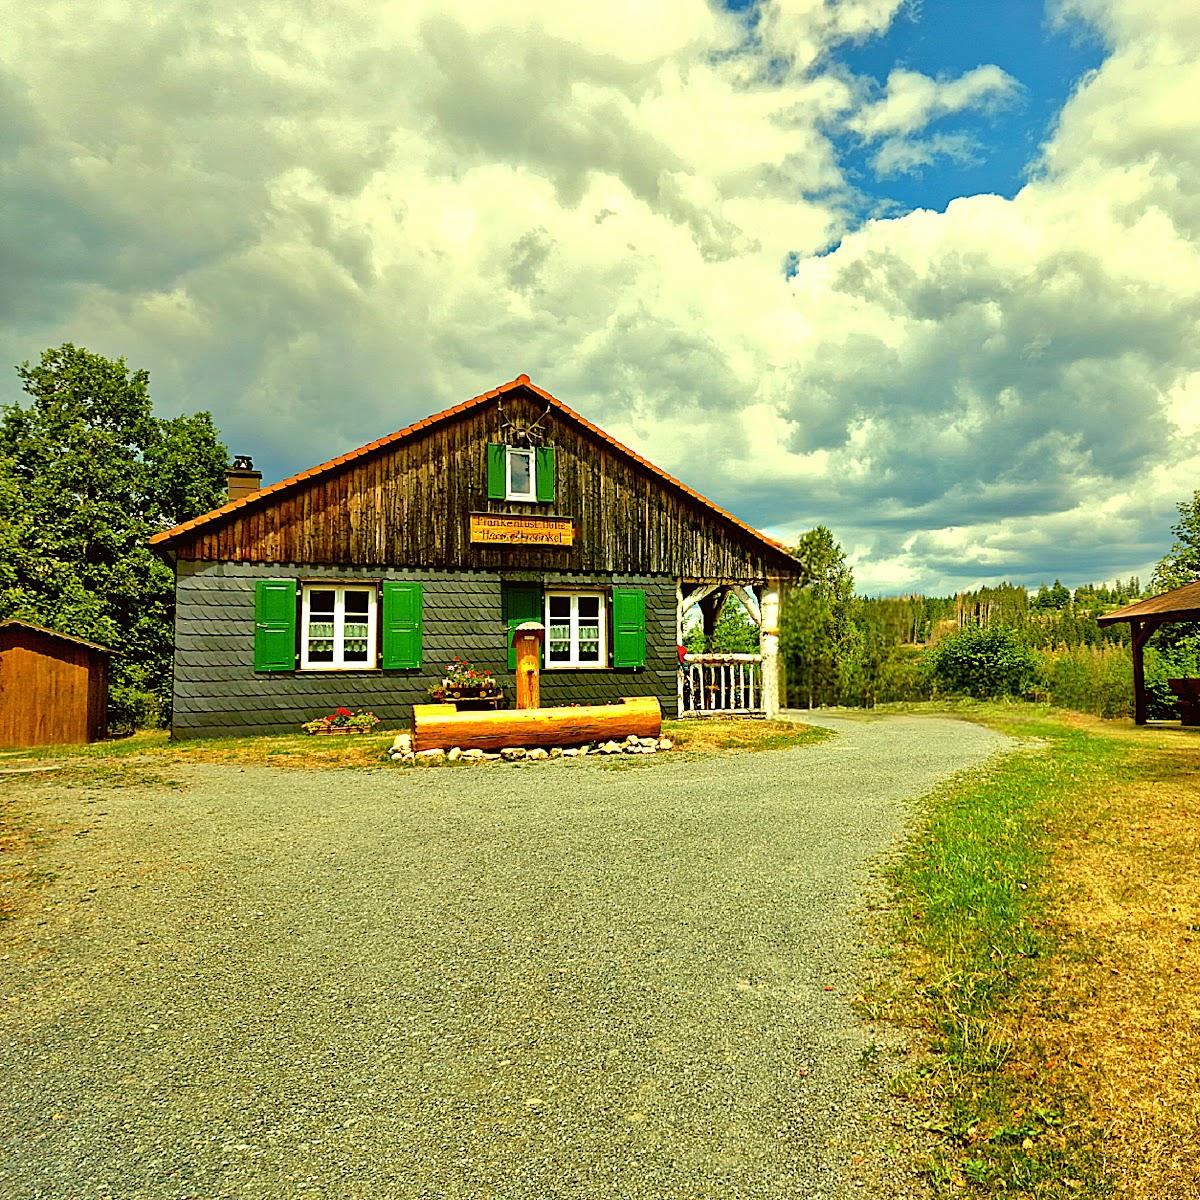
<box><xmin>148</xmin><ymin>375</ymin><xmax>798</xmax><ymax>569</ymax></box>
<box><xmin>1096</xmin><ymin>579</ymin><xmax>1200</xmax><ymax>626</ymax></box>
<box><xmin>0</xmin><ymin>620</ymin><xmax>113</xmax><ymax>655</ymax></box>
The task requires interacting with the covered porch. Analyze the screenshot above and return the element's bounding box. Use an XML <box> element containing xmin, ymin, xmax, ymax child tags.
<box><xmin>676</xmin><ymin>577</ymin><xmax>786</xmax><ymax>718</ymax></box>
<box><xmin>1097</xmin><ymin>579</ymin><xmax>1200</xmax><ymax>725</ymax></box>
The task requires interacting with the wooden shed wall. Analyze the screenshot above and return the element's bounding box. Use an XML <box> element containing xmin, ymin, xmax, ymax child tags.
<box><xmin>170</xmin><ymin>391</ymin><xmax>794</xmax><ymax>582</ymax></box>
<box><xmin>0</xmin><ymin>628</ymin><xmax>108</xmax><ymax>746</ymax></box>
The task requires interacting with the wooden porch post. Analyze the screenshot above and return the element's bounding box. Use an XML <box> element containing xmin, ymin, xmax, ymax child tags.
<box><xmin>761</xmin><ymin>577</ymin><xmax>782</xmax><ymax>719</ymax></box>
<box><xmin>676</xmin><ymin>580</ymin><xmax>685</xmax><ymax>718</ymax></box>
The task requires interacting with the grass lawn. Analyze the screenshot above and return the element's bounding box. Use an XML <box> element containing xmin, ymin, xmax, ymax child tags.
<box><xmin>873</xmin><ymin>701</ymin><xmax>1200</xmax><ymax>1198</ymax></box>
<box><xmin>0</xmin><ymin>717</ymin><xmax>827</xmax><ymax>770</ymax></box>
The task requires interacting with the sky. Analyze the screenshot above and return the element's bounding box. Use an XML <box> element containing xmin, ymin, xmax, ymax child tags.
<box><xmin>1</xmin><ymin>0</ymin><xmax>1198</xmax><ymax>596</ymax></box>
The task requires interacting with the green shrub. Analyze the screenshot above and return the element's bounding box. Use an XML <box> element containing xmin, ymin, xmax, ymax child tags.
<box><xmin>1144</xmin><ymin>643</ymin><xmax>1200</xmax><ymax>720</ymax></box>
<box><xmin>107</xmin><ymin>685</ymin><xmax>164</xmax><ymax>736</ymax></box>
<box><xmin>922</xmin><ymin>626</ymin><xmax>1037</xmax><ymax>699</ymax></box>
<box><xmin>1034</xmin><ymin>644</ymin><xmax>1132</xmax><ymax>719</ymax></box>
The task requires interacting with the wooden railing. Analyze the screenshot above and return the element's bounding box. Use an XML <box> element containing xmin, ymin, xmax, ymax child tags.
<box><xmin>679</xmin><ymin>653</ymin><xmax>764</xmax><ymax>716</ymax></box>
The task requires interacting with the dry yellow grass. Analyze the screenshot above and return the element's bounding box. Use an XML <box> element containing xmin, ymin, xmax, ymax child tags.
<box><xmin>1030</xmin><ymin>718</ymin><xmax>1200</xmax><ymax>1198</ymax></box>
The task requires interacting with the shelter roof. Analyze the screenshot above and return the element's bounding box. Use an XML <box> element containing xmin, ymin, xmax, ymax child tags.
<box><xmin>1096</xmin><ymin>579</ymin><xmax>1200</xmax><ymax>626</ymax></box>
<box><xmin>0</xmin><ymin>619</ymin><xmax>113</xmax><ymax>654</ymax></box>
<box><xmin>148</xmin><ymin>375</ymin><xmax>798</xmax><ymax>570</ymax></box>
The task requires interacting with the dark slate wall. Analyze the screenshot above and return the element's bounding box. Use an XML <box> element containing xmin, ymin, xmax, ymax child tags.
<box><xmin>172</xmin><ymin>562</ymin><xmax>679</xmax><ymax>738</ymax></box>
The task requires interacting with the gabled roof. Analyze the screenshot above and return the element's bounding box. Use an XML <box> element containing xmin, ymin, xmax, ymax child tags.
<box><xmin>1096</xmin><ymin>579</ymin><xmax>1200</xmax><ymax>625</ymax></box>
<box><xmin>149</xmin><ymin>374</ymin><xmax>797</xmax><ymax>566</ymax></box>
<box><xmin>0</xmin><ymin>619</ymin><xmax>113</xmax><ymax>654</ymax></box>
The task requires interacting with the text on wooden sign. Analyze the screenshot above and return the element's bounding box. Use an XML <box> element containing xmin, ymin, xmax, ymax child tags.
<box><xmin>469</xmin><ymin>514</ymin><xmax>575</xmax><ymax>546</ymax></box>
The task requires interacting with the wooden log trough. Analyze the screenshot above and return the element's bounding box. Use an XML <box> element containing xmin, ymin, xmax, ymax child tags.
<box><xmin>412</xmin><ymin>696</ymin><xmax>662</xmax><ymax>753</ymax></box>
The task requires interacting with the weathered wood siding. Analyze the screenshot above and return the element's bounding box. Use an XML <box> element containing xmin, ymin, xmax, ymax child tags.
<box><xmin>172</xmin><ymin>562</ymin><xmax>679</xmax><ymax>739</ymax></box>
<box><xmin>0</xmin><ymin>627</ymin><xmax>108</xmax><ymax>745</ymax></box>
<box><xmin>170</xmin><ymin>390</ymin><xmax>792</xmax><ymax>582</ymax></box>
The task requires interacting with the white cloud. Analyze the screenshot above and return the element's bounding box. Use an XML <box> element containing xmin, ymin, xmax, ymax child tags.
<box><xmin>0</xmin><ymin>0</ymin><xmax>1197</xmax><ymax>594</ymax></box>
<box><xmin>851</xmin><ymin>65</ymin><xmax>1023</xmax><ymax>140</ymax></box>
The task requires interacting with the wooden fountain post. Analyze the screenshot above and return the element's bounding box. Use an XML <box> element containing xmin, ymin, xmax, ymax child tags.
<box><xmin>513</xmin><ymin>621</ymin><xmax>545</xmax><ymax>710</ymax></box>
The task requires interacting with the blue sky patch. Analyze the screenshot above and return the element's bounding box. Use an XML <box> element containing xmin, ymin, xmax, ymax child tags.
<box><xmin>830</xmin><ymin>0</ymin><xmax>1105</xmax><ymax>214</ymax></box>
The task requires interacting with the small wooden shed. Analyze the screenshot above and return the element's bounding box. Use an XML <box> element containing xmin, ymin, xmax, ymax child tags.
<box><xmin>0</xmin><ymin>620</ymin><xmax>112</xmax><ymax>746</ymax></box>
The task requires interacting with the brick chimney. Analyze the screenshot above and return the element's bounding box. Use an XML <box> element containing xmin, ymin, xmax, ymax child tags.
<box><xmin>226</xmin><ymin>455</ymin><xmax>262</xmax><ymax>502</ymax></box>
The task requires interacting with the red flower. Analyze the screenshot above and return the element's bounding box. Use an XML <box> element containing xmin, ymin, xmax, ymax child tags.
<box><xmin>336</xmin><ymin>707</ymin><xmax>352</xmax><ymax>717</ymax></box>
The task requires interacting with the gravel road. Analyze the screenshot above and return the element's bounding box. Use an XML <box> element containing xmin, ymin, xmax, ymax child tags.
<box><xmin>0</xmin><ymin>714</ymin><xmax>1009</xmax><ymax>1199</ymax></box>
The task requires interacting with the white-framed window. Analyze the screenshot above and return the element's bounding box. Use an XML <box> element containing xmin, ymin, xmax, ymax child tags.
<box><xmin>506</xmin><ymin>446</ymin><xmax>536</xmax><ymax>501</ymax></box>
<box><xmin>545</xmin><ymin>591</ymin><xmax>606</xmax><ymax>668</ymax></box>
<box><xmin>301</xmin><ymin>584</ymin><xmax>377</xmax><ymax>670</ymax></box>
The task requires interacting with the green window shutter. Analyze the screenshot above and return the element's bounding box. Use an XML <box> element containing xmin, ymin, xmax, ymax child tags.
<box><xmin>487</xmin><ymin>443</ymin><xmax>506</xmax><ymax>500</ymax></box>
<box><xmin>503</xmin><ymin>583</ymin><xmax>542</xmax><ymax>670</ymax></box>
<box><xmin>611</xmin><ymin>588</ymin><xmax>646</xmax><ymax>669</ymax></box>
<box><xmin>535</xmin><ymin>446</ymin><xmax>556</xmax><ymax>503</ymax></box>
<box><xmin>382</xmin><ymin>581</ymin><xmax>423</xmax><ymax>669</ymax></box>
<box><xmin>254</xmin><ymin>579</ymin><xmax>297</xmax><ymax>672</ymax></box>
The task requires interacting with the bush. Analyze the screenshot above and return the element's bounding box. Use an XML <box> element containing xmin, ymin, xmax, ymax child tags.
<box><xmin>922</xmin><ymin>626</ymin><xmax>1037</xmax><ymax>699</ymax></box>
<box><xmin>106</xmin><ymin>685</ymin><xmax>164</xmax><ymax>736</ymax></box>
<box><xmin>1034</xmin><ymin>644</ymin><xmax>1133</xmax><ymax>719</ymax></box>
<box><xmin>1144</xmin><ymin>642</ymin><xmax>1200</xmax><ymax>720</ymax></box>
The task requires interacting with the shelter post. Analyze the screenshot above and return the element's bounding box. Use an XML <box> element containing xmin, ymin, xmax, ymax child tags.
<box><xmin>1130</xmin><ymin>618</ymin><xmax>1161</xmax><ymax>726</ymax></box>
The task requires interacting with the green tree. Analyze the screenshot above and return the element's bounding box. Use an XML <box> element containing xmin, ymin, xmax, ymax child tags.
<box><xmin>1142</xmin><ymin>492</ymin><xmax>1200</xmax><ymax>694</ymax></box>
<box><xmin>0</xmin><ymin>344</ymin><xmax>227</xmax><ymax>731</ymax></box>
<box><xmin>1151</xmin><ymin>492</ymin><xmax>1200</xmax><ymax>592</ymax></box>
<box><xmin>781</xmin><ymin>526</ymin><xmax>855</xmax><ymax>707</ymax></box>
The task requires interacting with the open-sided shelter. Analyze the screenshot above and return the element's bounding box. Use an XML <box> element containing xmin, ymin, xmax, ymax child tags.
<box><xmin>0</xmin><ymin>620</ymin><xmax>111</xmax><ymax>745</ymax></box>
<box><xmin>1097</xmin><ymin>578</ymin><xmax>1200</xmax><ymax>724</ymax></box>
<box><xmin>150</xmin><ymin>375</ymin><xmax>802</xmax><ymax>738</ymax></box>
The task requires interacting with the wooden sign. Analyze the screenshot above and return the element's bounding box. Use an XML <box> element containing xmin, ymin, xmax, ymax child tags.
<box><xmin>469</xmin><ymin>513</ymin><xmax>574</xmax><ymax>547</ymax></box>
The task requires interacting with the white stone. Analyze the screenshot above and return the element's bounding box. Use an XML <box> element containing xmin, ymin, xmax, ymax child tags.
<box><xmin>481</xmin><ymin>752</ymin><xmax>500</xmax><ymax>760</ymax></box>
<box><xmin>638</xmin><ymin>737</ymin><xmax>657</xmax><ymax>748</ymax></box>
<box><xmin>527</xmin><ymin>747</ymin><xmax>549</xmax><ymax>760</ymax></box>
<box><xmin>416</xmin><ymin>748</ymin><xmax>445</xmax><ymax>763</ymax></box>
<box><xmin>578</xmin><ymin>744</ymin><xmax>591</xmax><ymax>755</ymax></box>
<box><xmin>625</xmin><ymin>734</ymin><xmax>640</xmax><ymax>745</ymax></box>
<box><xmin>657</xmin><ymin>738</ymin><xmax>674</xmax><ymax>751</ymax></box>
<box><xmin>447</xmin><ymin>747</ymin><xmax>463</xmax><ymax>762</ymax></box>
<box><xmin>501</xmin><ymin>747</ymin><xmax>526</xmax><ymax>761</ymax></box>
<box><xmin>561</xmin><ymin>747</ymin><xmax>580</xmax><ymax>758</ymax></box>
<box><xmin>549</xmin><ymin>747</ymin><xmax>563</xmax><ymax>758</ymax></box>
<box><xmin>392</xmin><ymin>733</ymin><xmax>413</xmax><ymax>751</ymax></box>
<box><xmin>462</xmin><ymin>748</ymin><xmax>485</xmax><ymax>760</ymax></box>
<box><xmin>602</xmin><ymin>741</ymin><xmax>622</xmax><ymax>754</ymax></box>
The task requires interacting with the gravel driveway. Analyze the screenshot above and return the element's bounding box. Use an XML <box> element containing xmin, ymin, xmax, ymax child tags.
<box><xmin>0</xmin><ymin>714</ymin><xmax>1009</xmax><ymax>1199</ymax></box>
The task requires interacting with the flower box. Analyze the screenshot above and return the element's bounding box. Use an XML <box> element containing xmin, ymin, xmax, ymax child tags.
<box><xmin>301</xmin><ymin>706</ymin><xmax>380</xmax><ymax>735</ymax></box>
<box><xmin>429</xmin><ymin>685</ymin><xmax>504</xmax><ymax>702</ymax></box>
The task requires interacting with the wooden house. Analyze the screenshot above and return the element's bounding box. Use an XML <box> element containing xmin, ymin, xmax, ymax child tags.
<box><xmin>0</xmin><ymin>620</ymin><xmax>111</xmax><ymax>746</ymax></box>
<box><xmin>149</xmin><ymin>376</ymin><xmax>802</xmax><ymax>738</ymax></box>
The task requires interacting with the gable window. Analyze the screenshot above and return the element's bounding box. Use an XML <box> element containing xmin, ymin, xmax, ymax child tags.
<box><xmin>506</xmin><ymin>446</ymin><xmax>535</xmax><ymax>500</ymax></box>
<box><xmin>545</xmin><ymin>591</ymin><xmax>605</xmax><ymax>668</ymax></box>
<box><xmin>301</xmin><ymin>584</ymin><xmax>377</xmax><ymax>670</ymax></box>
<box><xmin>487</xmin><ymin>443</ymin><xmax>556</xmax><ymax>503</ymax></box>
